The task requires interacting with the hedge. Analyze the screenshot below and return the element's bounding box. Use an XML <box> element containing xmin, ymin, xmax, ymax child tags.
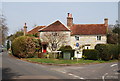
<box><xmin>58</xmin><ymin>45</ymin><xmax>74</xmax><ymax>58</ymax></box>
<box><xmin>11</xmin><ymin>36</ymin><xmax>36</xmax><ymax>58</ymax></box>
<box><xmin>95</xmin><ymin>44</ymin><xmax>120</xmax><ymax>61</ymax></box>
<box><xmin>83</xmin><ymin>49</ymin><xmax>99</xmax><ymax>60</ymax></box>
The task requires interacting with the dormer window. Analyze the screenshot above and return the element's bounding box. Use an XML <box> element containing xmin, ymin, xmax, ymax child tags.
<box><xmin>75</xmin><ymin>36</ymin><xmax>79</xmax><ymax>41</ymax></box>
<box><xmin>97</xmin><ymin>36</ymin><xmax>101</xmax><ymax>40</ymax></box>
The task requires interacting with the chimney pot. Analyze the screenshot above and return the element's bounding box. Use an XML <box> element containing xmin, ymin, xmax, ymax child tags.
<box><xmin>23</xmin><ymin>23</ymin><xmax>27</xmax><ymax>36</ymax></box>
<box><xmin>25</xmin><ymin>23</ymin><xmax>26</xmax><ymax>26</ymax></box>
<box><xmin>104</xmin><ymin>18</ymin><xmax>108</xmax><ymax>26</ymax></box>
<box><xmin>67</xmin><ymin>13</ymin><xmax>73</xmax><ymax>29</ymax></box>
<box><xmin>68</xmin><ymin>13</ymin><xmax>70</xmax><ymax>17</ymax></box>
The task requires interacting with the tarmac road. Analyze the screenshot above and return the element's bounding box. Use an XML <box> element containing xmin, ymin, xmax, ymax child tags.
<box><xmin>2</xmin><ymin>52</ymin><xmax>73</xmax><ymax>80</ymax></box>
<box><xmin>1</xmin><ymin>51</ymin><xmax>120</xmax><ymax>81</ymax></box>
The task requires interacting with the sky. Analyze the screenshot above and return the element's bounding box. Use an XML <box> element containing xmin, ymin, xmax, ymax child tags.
<box><xmin>0</xmin><ymin>1</ymin><xmax>119</xmax><ymax>35</ymax></box>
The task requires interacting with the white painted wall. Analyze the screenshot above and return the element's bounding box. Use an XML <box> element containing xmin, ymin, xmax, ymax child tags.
<box><xmin>70</xmin><ymin>35</ymin><xmax>107</xmax><ymax>49</ymax></box>
<box><xmin>39</xmin><ymin>31</ymin><xmax>71</xmax><ymax>52</ymax></box>
<box><xmin>70</xmin><ymin>35</ymin><xmax>107</xmax><ymax>58</ymax></box>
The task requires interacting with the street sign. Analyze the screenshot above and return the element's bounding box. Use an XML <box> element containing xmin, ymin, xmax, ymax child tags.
<box><xmin>76</xmin><ymin>43</ymin><xmax>79</xmax><ymax>47</ymax></box>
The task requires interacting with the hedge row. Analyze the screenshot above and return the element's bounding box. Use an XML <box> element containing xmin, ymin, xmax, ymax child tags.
<box><xmin>95</xmin><ymin>44</ymin><xmax>119</xmax><ymax>61</ymax></box>
<box><xmin>83</xmin><ymin>44</ymin><xmax>120</xmax><ymax>61</ymax></box>
<box><xmin>83</xmin><ymin>49</ymin><xmax>99</xmax><ymax>60</ymax></box>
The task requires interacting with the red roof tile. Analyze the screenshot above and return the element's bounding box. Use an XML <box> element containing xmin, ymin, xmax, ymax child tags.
<box><xmin>39</xmin><ymin>20</ymin><xmax>70</xmax><ymax>32</ymax></box>
<box><xmin>28</xmin><ymin>26</ymin><xmax>46</xmax><ymax>35</ymax></box>
<box><xmin>70</xmin><ymin>24</ymin><xmax>107</xmax><ymax>35</ymax></box>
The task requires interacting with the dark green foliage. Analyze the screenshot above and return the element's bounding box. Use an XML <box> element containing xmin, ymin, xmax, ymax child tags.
<box><xmin>11</xmin><ymin>36</ymin><xmax>36</xmax><ymax>58</ymax></box>
<box><xmin>59</xmin><ymin>45</ymin><xmax>72</xmax><ymax>51</ymax></box>
<box><xmin>95</xmin><ymin>44</ymin><xmax>120</xmax><ymax>61</ymax></box>
<box><xmin>58</xmin><ymin>45</ymin><xmax>74</xmax><ymax>59</ymax></box>
<box><xmin>83</xmin><ymin>49</ymin><xmax>99</xmax><ymax>60</ymax></box>
<box><xmin>112</xmin><ymin>26</ymin><xmax>120</xmax><ymax>34</ymax></box>
<box><xmin>112</xmin><ymin>44</ymin><xmax>120</xmax><ymax>59</ymax></box>
<box><xmin>33</xmin><ymin>39</ymin><xmax>42</xmax><ymax>56</ymax></box>
<box><xmin>107</xmin><ymin>34</ymin><xmax>118</xmax><ymax>44</ymax></box>
<box><xmin>7</xmin><ymin>31</ymin><xmax>23</xmax><ymax>41</ymax></box>
<box><xmin>7</xmin><ymin>40</ymin><xmax>10</xmax><ymax>50</ymax></box>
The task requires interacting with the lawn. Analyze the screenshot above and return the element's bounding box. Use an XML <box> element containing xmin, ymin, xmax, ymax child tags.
<box><xmin>25</xmin><ymin>58</ymin><xmax>118</xmax><ymax>65</ymax></box>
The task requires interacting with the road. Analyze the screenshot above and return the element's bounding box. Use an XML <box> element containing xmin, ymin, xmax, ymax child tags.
<box><xmin>1</xmin><ymin>51</ymin><xmax>120</xmax><ymax>81</ymax></box>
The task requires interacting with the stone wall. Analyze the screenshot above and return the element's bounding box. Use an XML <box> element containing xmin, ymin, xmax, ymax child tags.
<box><xmin>70</xmin><ymin>35</ymin><xmax>107</xmax><ymax>49</ymax></box>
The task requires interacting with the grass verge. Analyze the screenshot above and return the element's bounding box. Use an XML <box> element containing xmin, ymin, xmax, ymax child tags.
<box><xmin>25</xmin><ymin>58</ymin><xmax>118</xmax><ymax>65</ymax></box>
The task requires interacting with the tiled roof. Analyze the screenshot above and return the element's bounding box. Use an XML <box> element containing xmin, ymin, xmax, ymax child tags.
<box><xmin>39</xmin><ymin>20</ymin><xmax>70</xmax><ymax>32</ymax></box>
<box><xmin>28</xmin><ymin>26</ymin><xmax>46</xmax><ymax>35</ymax></box>
<box><xmin>70</xmin><ymin>24</ymin><xmax>107</xmax><ymax>35</ymax></box>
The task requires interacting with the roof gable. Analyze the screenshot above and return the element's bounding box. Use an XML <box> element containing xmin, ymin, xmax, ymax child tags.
<box><xmin>39</xmin><ymin>20</ymin><xmax>70</xmax><ymax>32</ymax></box>
<box><xmin>28</xmin><ymin>26</ymin><xmax>46</xmax><ymax>34</ymax></box>
<box><xmin>70</xmin><ymin>24</ymin><xmax>107</xmax><ymax>35</ymax></box>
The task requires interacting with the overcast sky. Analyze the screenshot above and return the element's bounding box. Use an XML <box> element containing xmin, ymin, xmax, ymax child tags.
<box><xmin>1</xmin><ymin>2</ymin><xmax>118</xmax><ymax>35</ymax></box>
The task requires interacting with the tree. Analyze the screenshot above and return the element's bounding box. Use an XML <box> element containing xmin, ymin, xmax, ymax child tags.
<box><xmin>112</xmin><ymin>20</ymin><xmax>120</xmax><ymax>34</ymax></box>
<box><xmin>41</xmin><ymin>32</ymin><xmax>70</xmax><ymax>52</ymax></box>
<box><xmin>112</xmin><ymin>20</ymin><xmax>120</xmax><ymax>44</ymax></box>
<box><xmin>0</xmin><ymin>14</ymin><xmax>8</xmax><ymax>45</ymax></box>
<box><xmin>7</xmin><ymin>30</ymin><xmax>23</xmax><ymax>41</ymax></box>
<box><xmin>107</xmin><ymin>33</ymin><xmax>118</xmax><ymax>44</ymax></box>
<box><xmin>7</xmin><ymin>40</ymin><xmax>10</xmax><ymax>50</ymax></box>
<box><xmin>107</xmin><ymin>20</ymin><xmax>120</xmax><ymax>44</ymax></box>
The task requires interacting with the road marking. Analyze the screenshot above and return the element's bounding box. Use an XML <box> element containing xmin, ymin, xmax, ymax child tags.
<box><xmin>56</xmin><ymin>69</ymin><xmax>85</xmax><ymax>79</ymax></box>
<box><xmin>110</xmin><ymin>64</ymin><xmax>117</xmax><ymax>67</ymax></box>
<box><xmin>102</xmin><ymin>73</ymin><xmax>108</xmax><ymax>81</ymax></box>
<box><xmin>68</xmin><ymin>73</ymin><xmax>85</xmax><ymax>79</ymax></box>
<box><xmin>68</xmin><ymin>73</ymin><xmax>73</xmax><ymax>76</ymax></box>
<box><xmin>61</xmin><ymin>71</ymin><xmax>66</xmax><ymax>73</ymax></box>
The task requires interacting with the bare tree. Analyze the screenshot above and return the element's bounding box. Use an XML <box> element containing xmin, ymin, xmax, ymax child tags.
<box><xmin>41</xmin><ymin>32</ymin><xmax>70</xmax><ymax>52</ymax></box>
<box><xmin>0</xmin><ymin>14</ymin><xmax>8</xmax><ymax>45</ymax></box>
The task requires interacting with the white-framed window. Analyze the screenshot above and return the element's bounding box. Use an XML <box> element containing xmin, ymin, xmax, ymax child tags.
<box><xmin>52</xmin><ymin>32</ymin><xmax>57</xmax><ymax>36</ymax></box>
<box><xmin>97</xmin><ymin>35</ymin><xmax>101</xmax><ymax>40</ymax></box>
<box><xmin>75</xmin><ymin>35</ymin><xmax>79</xmax><ymax>41</ymax></box>
<box><xmin>84</xmin><ymin>46</ymin><xmax>90</xmax><ymax>49</ymax></box>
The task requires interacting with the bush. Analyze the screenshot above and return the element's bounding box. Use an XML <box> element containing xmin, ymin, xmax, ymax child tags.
<box><xmin>95</xmin><ymin>44</ymin><xmax>120</xmax><ymax>61</ymax></box>
<box><xmin>11</xmin><ymin>36</ymin><xmax>36</xmax><ymax>58</ymax></box>
<box><xmin>112</xmin><ymin>44</ymin><xmax>120</xmax><ymax>59</ymax></box>
<box><xmin>83</xmin><ymin>49</ymin><xmax>99</xmax><ymax>60</ymax></box>
<box><xmin>59</xmin><ymin>45</ymin><xmax>72</xmax><ymax>51</ymax></box>
<box><xmin>58</xmin><ymin>45</ymin><xmax>74</xmax><ymax>59</ymax></box>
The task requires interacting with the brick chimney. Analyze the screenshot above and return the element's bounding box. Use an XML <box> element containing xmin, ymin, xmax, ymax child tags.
<box><xmin>23</xmin><ymin>23</ymin><xmax>27</xmax><ymax>36</ymax></box>
<box><xmin>67</xmin><ymin>13</ymin><xmax>73</xmax><ymax>29</ymax></box>
<box><xmin>104</xmin><ymin>18</ymin><xmax>108</xmax><ymax>26</ymax></box>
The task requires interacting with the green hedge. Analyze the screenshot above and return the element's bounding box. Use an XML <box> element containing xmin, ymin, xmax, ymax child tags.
<box><xmin>58</xmin><ymin>45</ymin><xmax>74</xmax><ymax>58</ymax></box>
<box><xmin>59</xmin><ymin>45</ymin><xmax>72</xmax><ymax>50</ymax></box>
<box><xmin>11</xmin><ymin>36</ymin><xmax>36</xmax><ymax>58</ymax></box>
<box><xmin>83</xmin><ymin>49</ymin><xmax>99</xmax><ymax>60</ymax></box>
<box><xmin>95</xmin><ymin>44</ymin><xmax>119</xmax><ymax>61</ymax></box>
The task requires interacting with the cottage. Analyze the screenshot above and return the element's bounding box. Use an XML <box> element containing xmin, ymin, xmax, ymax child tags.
<box><xmin>26</xmin><ymin>13</ymin><xmax>108</xmax><ymax>58</ymax></box>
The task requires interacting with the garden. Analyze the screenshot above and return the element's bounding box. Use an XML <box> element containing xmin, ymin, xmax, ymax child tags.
<box><xmin>8</xmin><ymin>35</ymin><xmax>119</xmax><ymax>65</ymax></box>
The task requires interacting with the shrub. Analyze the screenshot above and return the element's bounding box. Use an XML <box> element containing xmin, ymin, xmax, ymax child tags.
<box><xmin>95</xmin><ymin>44</ymin><xmax>120</xmax><ymax>61</ymax></box>
<box><xmin>59</xmin><ymin>45</ymin><xmax>72</xmax><ymax>51</ymax></box>
<box><xmin>95</xmin><ymin>44</ymin><xmax>112</xmax><ymax>61</ymax></box>
<box><xmin>83</xmin><ymin>49</ymin><xmax>99</xmax><ymax>60</ymax></box>
<box><xmin>58</xmin><ymin>45</ymin><xmax>74</xmax><ymax>59</ymax></box>
<box><xmin>11</xmin><ymin>36</ymin><xmax>36</xmax><ymax>58</ymax></box>
<box><xmin>112</xmin><ymin>44</ymin><xmax>120</xmax><ymax>59</ymax></box>
<box><xmin>7</xmin><ymin>40</ymin><xmax>10</xmax><ymax>50</ymax></box>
